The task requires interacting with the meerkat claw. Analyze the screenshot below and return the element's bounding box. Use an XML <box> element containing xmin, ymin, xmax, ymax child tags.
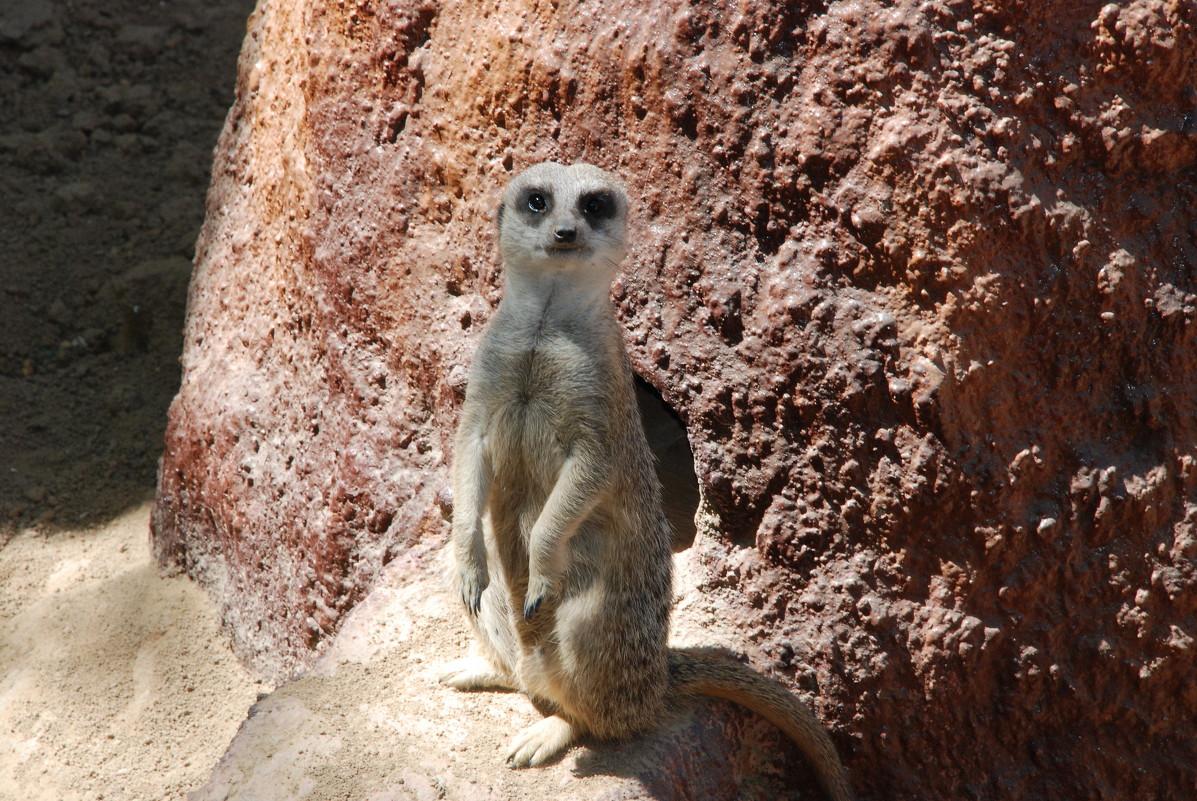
<box><xmin>458</xmin><ymin>567</ymin><xmax>487</xmax><ymax>616</ymax></box>
<box><xmin>523</xmin><ymin>572</ymin><xmax>553</xmax><ymax>620</ymax></box>
<box><xmin>464</xmin><ymin>586</ymin><xmax>482</xmax><ymax>616</ymax></box>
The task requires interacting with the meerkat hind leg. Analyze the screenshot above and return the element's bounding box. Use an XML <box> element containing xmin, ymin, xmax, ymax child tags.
<box><xmin>439</xmin><ymin>655</ymin><xmax>517</xmax><ymax>692</ymax></box>
<box><xmin>506</xmin><ymin>715</ymin><xmax>577</xmax><ymax>768</ymax></box>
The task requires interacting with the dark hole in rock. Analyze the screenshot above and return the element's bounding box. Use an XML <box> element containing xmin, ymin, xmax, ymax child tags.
<box><xmin>634</xmin><ymin>375</ymin><xmax>699</xmax><ymax>552</ymax></box>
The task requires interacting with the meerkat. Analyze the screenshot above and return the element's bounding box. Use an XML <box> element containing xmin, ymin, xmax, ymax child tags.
<box><xmin>441</xmin><ymin>161</ymin><xmax>854</xmax><ymax>801</ymax></box>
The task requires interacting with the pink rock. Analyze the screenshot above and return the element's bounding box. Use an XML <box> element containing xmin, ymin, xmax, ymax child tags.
<box><xmin>154</xmin><ymin>1</ymin><xmax>1197</xmax><ymax>798</ymax></box>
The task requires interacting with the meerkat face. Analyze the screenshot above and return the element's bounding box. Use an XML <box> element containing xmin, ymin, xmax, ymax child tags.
<box><xmin>498</xmin><ymin>162</ymin><xmax>628</xmax><ymax>280</ymax></box>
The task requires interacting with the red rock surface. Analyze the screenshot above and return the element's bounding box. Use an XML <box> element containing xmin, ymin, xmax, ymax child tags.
<box><xmin>153</xmin><ymin>0</ymin><xmax>1197</xmax><ymax>798</ymax></box>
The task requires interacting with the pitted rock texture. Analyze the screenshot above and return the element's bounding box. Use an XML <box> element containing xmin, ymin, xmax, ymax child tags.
<box><xmin>153</xmin><ymin>1</ymin><xmax>1197</xmax><ymax>799</ymax></box>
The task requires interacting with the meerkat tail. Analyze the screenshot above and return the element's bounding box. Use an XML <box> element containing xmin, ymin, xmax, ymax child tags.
<box><xmin>668</xmin><ymin>650</ymin><xmax>855</xmax><ymax>801</ymax></box>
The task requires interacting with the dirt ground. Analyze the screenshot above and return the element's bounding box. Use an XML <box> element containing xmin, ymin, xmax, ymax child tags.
<box><xmin>1</xmin><ymin>0</ymin><xmax>264</xmax><ymax>799</ymax></box>
<box><xmin>0</xmin><ymin>504</ymin><xmax>265</xmax><ymax>801</ymax></box>
<box><xmin>186</xmin><ymin>543</ymin><xmax>811</xmax><ymax>801</ymax></box>
<box><xmin>0</xmin><ymin>0</ymin><xmax>255</xmax><ymax>536</ymax></box>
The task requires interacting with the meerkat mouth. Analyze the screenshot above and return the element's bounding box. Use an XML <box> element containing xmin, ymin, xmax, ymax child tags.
<box><xmin>544</xmin><ymin>243</ymin><xmax>589</xmax><ymax>256</ymax></box>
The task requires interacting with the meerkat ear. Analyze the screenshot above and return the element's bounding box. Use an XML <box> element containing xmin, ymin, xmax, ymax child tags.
<box><xmin>497</xmin><ymin>201</ymin><xmax>506</xmax><ymax>232</ymax></box>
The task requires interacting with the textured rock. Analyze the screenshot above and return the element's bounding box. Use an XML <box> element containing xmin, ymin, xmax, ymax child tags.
<box><xmin>153</xmin><ymin>1</ymin><xmax>1197</xmax><ymax>799</ymax></box>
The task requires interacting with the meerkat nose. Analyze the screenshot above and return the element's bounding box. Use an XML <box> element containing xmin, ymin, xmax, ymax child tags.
<box><xmin>553</xmin><ymin>226</ymin><xmax>577</xmax><ymax>243</ymax></box>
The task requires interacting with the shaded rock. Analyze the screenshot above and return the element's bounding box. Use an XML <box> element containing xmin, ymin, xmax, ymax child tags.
<box><xmin>105</xmin><ymin>257</ymin><xmax>193</xmax><ymax>354</ymax></box>
<box><xmin>0</xmin><ymin>0</ymin><xmax>53</xmax><ymax>44</ymax></box>
<box><xmin>16</xmin><ymin>45</ymin><xmax>65</xmax><ymax>78</ymax></box>
<box><xmin>0</xmin><ymin>0</ymin><xmax>253</xmax><ymax>542</ymax></box>
<box><xmin>116</xmin><ymin>24</ymin><xmax>170</xmax><ymax>55</ymax></box>
<box><xmin>153</xmin><ymin>1</ymin><xmax>1197</xmax><ymax>799</ymax></box>
<box><xmin>50</xmin><ymin>180</ymin><xmax>97</xmax><ymax>215</ymax></box>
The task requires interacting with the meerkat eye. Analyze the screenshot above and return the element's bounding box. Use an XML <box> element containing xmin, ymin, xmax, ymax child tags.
<box><xmin>526</xmin><ymin>191</ymin><xmax>548</xmax><ymax>213</ymax></box>
<box><xmin>579</xmin><ymin>192</ymin><xmax>615</xmax><ymax>220</ymax></box>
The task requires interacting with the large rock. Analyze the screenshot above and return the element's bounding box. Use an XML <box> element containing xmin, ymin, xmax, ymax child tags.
<box><xmin>153</xmin><ymin>0</ymin><xmax>1197</xmax><ymax>798</ymax></box>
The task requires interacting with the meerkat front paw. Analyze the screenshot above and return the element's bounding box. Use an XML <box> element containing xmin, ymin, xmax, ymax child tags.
<box><xmin>456</xmin><ymin>561</ymin><xmax>488</xmax><ymax>616</ymax></box>
<box><xmin>523</xmin><ymin>572</ymin><xmax>554</xmax><ymax>620</ymax></box>
<box><xmin>506</xmin><ymin>715</ymin><xmax>576</xmax><ymax>768</ymax></box>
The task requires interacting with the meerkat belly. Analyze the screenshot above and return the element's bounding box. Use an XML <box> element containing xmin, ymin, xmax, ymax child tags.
<box><xmin>484</xmin><ymin>399</ymin><xmax>566</xmax><ymax>550</ymax></box>
<box><xmin>474</xmin><ymin>338</ymin><xmax>623</xmax><ymax>702</ymax></box>
<box><xmin>484</xmin><ymin>343</ymin><xmax>597</xmax><ymax>511</ymax></box>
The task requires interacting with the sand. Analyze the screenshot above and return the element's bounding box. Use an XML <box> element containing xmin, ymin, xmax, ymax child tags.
<box><xmin>179</xmin><ymin>541</ymin><xmax>809</xmax><ymax>801</ymax></box>
<box><xmin>1</xmin><ymin>0</ymin><xmax>263</xmax><ymax>792</ymax></box>
<box><xmin>0</xmin><ymin>503</ymin><xmax>263</xmax><ymax>801</ymax></box>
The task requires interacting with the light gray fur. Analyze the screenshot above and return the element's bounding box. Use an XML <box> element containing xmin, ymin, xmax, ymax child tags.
<box><xmin>441</xmin><ymin>162</ymin><xmax>853</xmax><ymax>801</ymax></box>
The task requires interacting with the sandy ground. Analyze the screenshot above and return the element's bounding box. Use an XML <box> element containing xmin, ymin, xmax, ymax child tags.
<box><xmin>0</xmin><ymin>504</ymin><xmax>803</xmax><ymax>801</ymax></box>
<box><xmin>1</xmin><ymin>1</ymin><xmax>262</xmax><ymax>797</ymax></box>
<box><xmin>0</xmin><ymin>504</ymin><xmax>263</xmax><ymax>801</ymax></box>
<box><xmin>183</xmin><ymin>544</ymin><xmax>810</xmax><ymax>801</ymax></box>
<box><xmin>0</xmin><ymin>496</ymin><xmax>801</xmax><ymax>801</ymax></box>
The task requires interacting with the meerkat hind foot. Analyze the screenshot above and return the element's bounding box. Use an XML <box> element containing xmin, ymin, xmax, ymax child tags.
<box><xmin>438</xmin><ymin>656</ymin><xmax>516</xmax><ymax>692</ymax></box>
<box><xmin>506</xmin><ymin>715</ymin><xmax>577</xmax><ymax>768</ymax></box>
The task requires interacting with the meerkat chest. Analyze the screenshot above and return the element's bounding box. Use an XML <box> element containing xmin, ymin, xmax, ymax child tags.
<box><xmin>491</xmin><ymin>336</ymin><xmax>599</xmax><ymax>420</ymax></box>
<box><xmin>474</xmin><ymin>329</ymin><xmax>609</xmax><ymax>461</ymax></box>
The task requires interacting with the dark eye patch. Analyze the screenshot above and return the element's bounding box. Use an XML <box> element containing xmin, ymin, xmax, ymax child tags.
<box><xmin>578</xmin><ymin>191</ymin><xmax>615</xmax><ymax>221</ymax></box>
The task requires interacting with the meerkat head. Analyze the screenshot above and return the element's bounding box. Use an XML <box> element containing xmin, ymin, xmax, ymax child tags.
<box><xmin>497</xmin><ymin>162</ymin><xmax>628</xmax><ymax>281</ymax></box>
